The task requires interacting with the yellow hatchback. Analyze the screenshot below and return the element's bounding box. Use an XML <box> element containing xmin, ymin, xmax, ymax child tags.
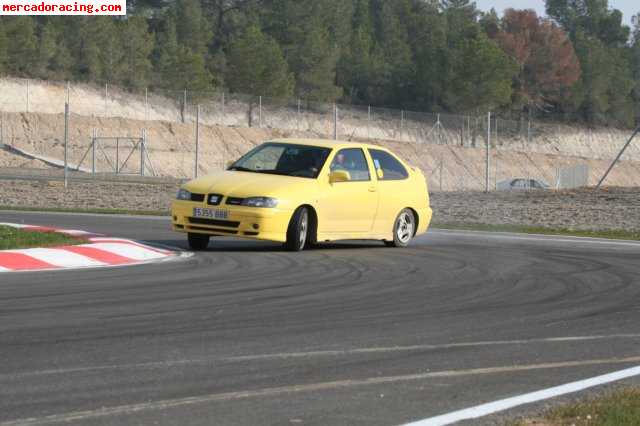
<box><xmin>171</xmin><ymin>139</ymin><xmax>432</xmax><ymax>251</ymax></box>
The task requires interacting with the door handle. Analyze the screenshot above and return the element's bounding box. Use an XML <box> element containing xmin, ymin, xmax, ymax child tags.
<box><xmin>368</xmin><ymin>187</ymin><xmax>377</xmax><ymax>192</ymax></box>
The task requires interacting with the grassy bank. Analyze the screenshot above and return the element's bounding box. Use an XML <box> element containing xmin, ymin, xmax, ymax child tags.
<box><xmin>432</xmin><ymin>223</ymin><xmax>640</xmax><ymax>241</ymax></box>
<box><xmin>0</xmin><ymin>225</ymin><xmax>83</xmax><ymax>250</ymax></box>
<box><xmin>516</xmin><ymin>388</ymin><xmax>640</xmax><ymax>425</ymax></box>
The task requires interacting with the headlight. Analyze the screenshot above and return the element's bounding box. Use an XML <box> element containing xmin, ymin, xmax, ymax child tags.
<box><xmin>176</xmin><ymin>188</ymin><xmax>191</xmax><ymax>200</ymax></box>
<box><xmin>241</xmin><ymin>197</ymin><xmax>278</xmax><ymax>208</ymax></box>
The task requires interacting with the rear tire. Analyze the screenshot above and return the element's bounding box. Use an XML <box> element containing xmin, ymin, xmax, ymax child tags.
<box><xmin>284</xmin><ymin>207</ymin><xmax>310</xmax><ymax>252</ymax></box>
<box><xmin>384</xmin><ymin>209</ymin><xmax>415</xmax><ymax>248</ymax></box>
<box><xmin>188</xmin><ymin>233</ymin><xmax>210</xmax><ymax>251</ymax></box>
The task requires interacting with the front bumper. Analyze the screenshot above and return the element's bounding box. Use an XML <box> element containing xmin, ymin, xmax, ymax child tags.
<box><xmin>171</xmin><ymin>201</ymin><xmax>293</xmax><ymax>243</ymax></box>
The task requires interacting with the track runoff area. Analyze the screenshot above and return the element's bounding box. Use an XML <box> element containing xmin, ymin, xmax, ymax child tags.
<box><xmin>0</xmin><ymin>211</ymin><xmax>639</xmax><ymax>425</ymax></box>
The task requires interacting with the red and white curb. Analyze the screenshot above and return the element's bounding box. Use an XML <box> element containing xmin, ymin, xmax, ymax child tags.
<box><xmin>0</xmin><ymin>223</ymin><xmax>188</xmax><ymax>272</ymax></box>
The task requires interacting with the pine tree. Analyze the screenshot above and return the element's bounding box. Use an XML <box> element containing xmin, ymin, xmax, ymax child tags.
<box><xmin>630</xmin><ymin>14</ymin><xmax>640</xmax><ymax>110</ymax></box>
<box><xmin>72</xmin><ymin>18</ymin><xmax>107</xmax><ymax>82</ymax></box>
<box><xmin>155</xmin><ymin>16</ymin><xmax>180</xmax><ymax>89</ymax></box>
<box><xmin>172</xmin><ymin>46</ymin><xmax>212</xmax><ymax>92</ymax></box>
<box><xmin>156</xmin><ymin>16</ymin><xmax>212</xmax><ymax>93</ymax></box>
<box><xmin>446</xmin><ymin>34</ymin><xmax>517</xmax><ymax>112</ymax></box>
<box><xmin>295</xmin><ymin>20</ymin><xmax>343</xmax><ymax>102</ymax></box>
<box><xmin>410</xmin><ymin>1</ymin><xmax>448</xmax><ymax>110</ymax></box>
<box><xmin>94</xmin><ymin>18</ymin><xmax>123</xmax><ymax>84</ymax></box>
<box><xmin>3</xmin><ymin>17</ymin><xmax>38</xmax><ymax>76</ymax></box>
<box><xmin>546</xmin><ymin>0</ymin><xmax>634</xmax><ymax>124</ymax></box>
<box><xmin>36</xmin><ymin>21</ymin><xmax>56</xmax><ymax>78</ymax></box>
<box><xmin>119</xmin><ymin>16</ymin><xmax>154</xmax><ymax>90</ymax></box>
<box><xmin>0</xmin><ymin>19</ymin><xmax>7</xmax><ymax>74</ymax></box>
<box><xmin>225</xmin><ymin>24</ymin><xmax>293</xmax><ymax>97</ymax></box>
<box><xmin>337</xmin><ymin>0</ymin><xmax>377</xmax><ymax>103</ymax></box>
<box><xmin>371</xmin><ymin>0</ymin><xmax>414</xmax><ymax>105</ymax></box>
<box><xmin>174</xmin><ymin>0</ymin><xmax>212</xmax><ymax>56</ymax></box>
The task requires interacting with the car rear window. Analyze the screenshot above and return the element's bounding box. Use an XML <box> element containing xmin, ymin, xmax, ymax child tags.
<box><xmin>369</xmin><ymin>149</ymin><xmax>409</xmax><ymax>180</ymax></box>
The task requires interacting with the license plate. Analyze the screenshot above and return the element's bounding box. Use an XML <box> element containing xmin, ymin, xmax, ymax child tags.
<box><xmin>193</xmin><ymin>207</ymin><xmax>229</xmax><ymax>220</ymax></box>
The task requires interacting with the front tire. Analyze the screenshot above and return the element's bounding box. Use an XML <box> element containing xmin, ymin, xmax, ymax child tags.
<box><xmin>385</xmin><ymin>209</ymin><xmax>415</xmax><ymax>248</ymax></box>
<box><xmin>188</xmin><ymin>233</ymin><xmax>210</xmax><ymax>251</ymax></box>
<box><xmin>284</xmin><ymin>207</ymin><xmax>310</xmax><ymax>252</ymax></box>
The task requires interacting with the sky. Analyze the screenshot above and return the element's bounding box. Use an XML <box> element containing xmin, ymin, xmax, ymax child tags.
<box><xmin>475</xmin><ymin>0</ymin><xmax>638</xmax><ymax>25</ymax></box>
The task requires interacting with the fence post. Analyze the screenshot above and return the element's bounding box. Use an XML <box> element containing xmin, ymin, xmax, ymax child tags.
<box><xmin>26</xmin><ymin>79</ymin><xmax>30</xmax><ymax>113</ymax></box>
<box><xmin>64</xmin><ymin>102</ymin><xmax>69</xmax><ymax>188</ymax></box>
<box><xmin>486</xmin><ymin>111</ymin><xmax>491</xmax><ymax>193</ymax></box>
<box><xmin>596</xmin><ymin>126</ymin><xmax>640</xmax><ymax>189</ymax></box>
<box><xmin>183</xmin><ymin>89</ymin><xmax>187</xmax><ymax>124</ymax></box>
<box><xmin>115</xmin><ymin>138</ymin><xmax>120</xmax><ymax>174</ymax></box>
<box><xmin>194</xmin><ymin>105</ymin><xmax>200</xmax><ymax>178</ymax></box>
<box><xmin>92</xmin><ymin>128</ymin><xmax>96</xmax><ymax>175</ymax></box>
<box><xmin>66</xmin><ymin>81</ymin><xmax>70</xmax><ymax>104</ymax></box>
<box><xmin>141</xmin><ymin>129</ymin><xmax>146</xmax><ymax>177</ymax></box>
<box><xmin>333</xmin><ymin>103</ymin><xmax>338</xmax><ymax>141</ymax></box>
<box><xmin>221</xmin><ymin>91</ymin><xmax>225</xmax><ymax>125</ymax></box>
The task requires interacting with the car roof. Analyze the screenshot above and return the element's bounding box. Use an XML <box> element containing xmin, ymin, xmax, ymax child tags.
<box><xmin>268</xmin><ymin>138</ymin><xmax>388</xmax><ymax>151</ymax></box>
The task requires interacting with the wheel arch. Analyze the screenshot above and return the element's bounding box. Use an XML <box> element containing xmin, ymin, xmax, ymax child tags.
<box><xmin>406</xmin><ymin>207</ymin><xmax>419</xmax><ymax>237</ymax></box>
<box><xmin>298</xmin><ymin>204</ymin><xmax>319</xmax><ymax>243</ymax></box>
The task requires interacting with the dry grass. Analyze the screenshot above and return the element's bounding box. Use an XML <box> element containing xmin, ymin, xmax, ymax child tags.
<box><xmin>512</xmin><ymin>388</ymin><xmax>640</xmax><ymax>426</ymax></box>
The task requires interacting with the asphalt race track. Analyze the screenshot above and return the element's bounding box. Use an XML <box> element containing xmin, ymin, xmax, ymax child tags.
<box><xmin>1</xmin><ymin>211</ymin><xmax>640</xmax><ymax>425</ymax></box>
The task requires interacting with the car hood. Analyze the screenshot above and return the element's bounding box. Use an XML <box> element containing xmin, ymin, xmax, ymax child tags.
<box><xmin>182</xmin><ymin>170</ymin><xmax>314</xmax><ymax>198</ymax></box>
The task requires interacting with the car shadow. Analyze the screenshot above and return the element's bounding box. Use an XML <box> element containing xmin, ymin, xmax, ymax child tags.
<box><xmin>145</xmin><ymin>239</ymin><xmax>389</xmax><ymax>253</ymax></box>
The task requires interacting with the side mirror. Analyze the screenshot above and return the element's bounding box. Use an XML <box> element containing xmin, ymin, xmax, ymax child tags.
<box><xmin>329</xmin><ymin>170</ymin><xmax>351</xmax><ymax>183</ymax></box>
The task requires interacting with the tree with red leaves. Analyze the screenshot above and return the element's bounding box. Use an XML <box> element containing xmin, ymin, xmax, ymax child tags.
<box><xmin>492</xmin><ymin>9</ymin><xmax>581</xmax><ymax>114</ymax></box>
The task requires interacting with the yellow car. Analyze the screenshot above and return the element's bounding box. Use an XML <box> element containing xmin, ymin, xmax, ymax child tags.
<box><xmin>171</xmin><ymin>139</ymin><xmax>432</xmax><ymax>251</ymax></box>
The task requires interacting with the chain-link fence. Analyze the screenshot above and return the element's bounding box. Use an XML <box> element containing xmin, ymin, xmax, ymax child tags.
<box><xmin>1</xmin><ymin>76</ymin><xmax>639</xmax><ymax>191</ymax></box>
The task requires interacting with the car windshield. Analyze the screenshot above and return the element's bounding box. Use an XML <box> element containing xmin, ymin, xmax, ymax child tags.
<box><xmin>229</xmin><ymin>143</ymin><xmax>332</xmax><ymax>179</ymax></box>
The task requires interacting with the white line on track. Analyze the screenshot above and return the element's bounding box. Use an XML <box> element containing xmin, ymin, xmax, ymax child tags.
<box><xmin>223</xmin><ymin>334</ymin><xmax>640</xmax><ymax>362</ymax></box>
<box><xmin>3</xmin><ymin>334</ymin><xmax>640</xmax><ymax>379</ymax></box>
<box><xmin>404</xmin><ymin>365</ymin><xmax>640</xmax><ymax>426</ymax></box>
<box><xmin>429</xmin><ymin>229</ymin><xmax>640</xmax><ymax>248</ymax></box>
<box><xmin>2</xmin><ymin>356</ymin><xmax>640</xmax><ymax>426</ymax></box>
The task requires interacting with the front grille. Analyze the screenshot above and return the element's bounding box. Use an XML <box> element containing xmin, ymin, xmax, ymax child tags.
<box><xmin>188</xmin><ymin>217</ymin><xmax>240</xmax><ymax>228</ymax></box>
<box><xmin>207</xmin><ymin>194</ymin><xmax>223</xmax><ymax>206</ymax></box>
<box><xmin>190</xmin><ymin>193</ymin><xmax>205</xmax><ymax>202</ymax></box>
<box><xmin>226</xmin><ymin>197</ymin><xmax>244</xmax><ymax>206</ymax></box>
<box><xmin>187</xmin><ymin>225</ymin><xmax>238</xmax><ymax>235</ymax></box>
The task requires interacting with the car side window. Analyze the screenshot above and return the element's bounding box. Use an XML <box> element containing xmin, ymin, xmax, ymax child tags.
<box><xmin>330</xmin><ymin>148</ymin><xmax>371</xmax><ymax>181</ymax></box>
<box><xmin>369</xmin><ymin>149</ymin><xmax>409</xmax><ymax>180</ymax></box>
